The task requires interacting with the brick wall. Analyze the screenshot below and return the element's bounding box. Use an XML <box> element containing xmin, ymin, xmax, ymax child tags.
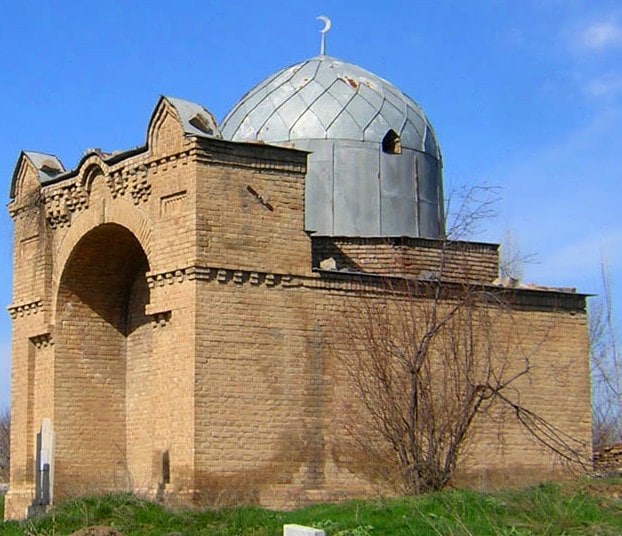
<box><xmin>4</xmin><ymin>96</ymin><xmax>592</xmax><ymax>519</ymax></box>
<box><xmin>594</xmin><ymin>444</ymin><xmax>622</xmax><ymax>474</ymax></box>
<box><xmin>312</xmin><ymin>237</ymin><xmax>499</xmax><ymax>282</ymax></box>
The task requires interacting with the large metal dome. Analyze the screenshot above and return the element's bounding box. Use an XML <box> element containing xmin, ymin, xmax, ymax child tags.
<box><xmin>221</xmin><ymin>55</ymin><xmax>445</xmax><ymax>238</ymax></box>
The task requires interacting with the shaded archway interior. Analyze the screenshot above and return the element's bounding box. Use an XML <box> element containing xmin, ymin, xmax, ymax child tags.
<box><xmin>54</xmin><ymin>223</ymin><xmax>151</xmax><ymax>496</ymax></box>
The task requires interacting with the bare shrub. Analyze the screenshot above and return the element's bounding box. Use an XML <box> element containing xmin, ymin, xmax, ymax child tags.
<box><xmin>332</xmin><ymin>184</ymin><xmax>589</xmax><ymax>493</ymax></box>
<box><xmin>337</xmin><ymin>279</ymin><xmax>516</xmax><ymax>493</ymax></box>
<box><xmin>0</xmin><ymin>406</ymin><xmax>9</xmax><ymax>482</ymax></box>
<box><xmin>335</xmin><ymin>275</ymin><xmax>590</xmax><ymax>494</ymax></box>
<box><xmin>590</xmin><ymin>263</ymin><xmax>621</xmax><ymax>449</ymax></box>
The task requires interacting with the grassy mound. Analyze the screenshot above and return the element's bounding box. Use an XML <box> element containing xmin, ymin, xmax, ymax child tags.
<box><xmin>1</xmin><ymin>479</ymin><xmax>621</xmax><ymax>535</ymax></box>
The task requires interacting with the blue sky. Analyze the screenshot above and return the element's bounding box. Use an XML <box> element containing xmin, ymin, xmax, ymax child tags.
<box><xmin>0</xmin><ymin>0</ymin><xmax>620</xmax><ymax>408</ymax></box>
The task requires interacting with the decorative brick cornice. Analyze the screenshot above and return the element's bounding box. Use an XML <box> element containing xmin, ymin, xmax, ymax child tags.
<box><xmin>151</xmin><ymin>310</ymin><xmax>172</xmax><ymax>328</ymax></box>
<box><xmin>144</xmin><ymin>303</ymin><xmax>172</xmax><ymax>327</ymax></box>
<box><xmin>146</xmin><ymin>268</ymin><xmax>194</xmax><ymax>287</ymax></box>
<box><xmin>143</xmin><ymin>264</ymin><xmax>583</xmax><ymax>312</ymax></box>
<box><xmin>8</xmin><ymin>298</ymin><xmax>43</xmax><ymax>319</ymax></box>
<box><xmin>107</xmin><ymin>152</ymin><xmax>190</xmax><ymax>204</ymax></box>
<box><xmin>105</xmin><ymin>165</ymin><xmax>152</xmax><ymax>204</ymax></box>
<box><xmin>39</xmin><ymin>151</ymin><xmax>193</xmax><ymax>228</ymax></box>
<box><xmin>127</xmin><ymin>166</ymin><xmax>151</xmax><ymax>204</ymax></box>
<box><xmin>41</xmin><ymin>182</ymin><xmax>88</xmax><ymax>229</ymax></box>
<box><xmin>30</xmin><ymin>332</ymin><xmax>53</xmax><ymax>348</ymax></box>
<box><xmin>106</xmin><ymin>171</ymin><xmax>129</xmax><ymax>198</ymax></box>
<box><xmin>146</xmin><ymin>266</ymin><xmax>301</xmax><ymax>289</ymax></box>
<box><xmin>151</xmin><ymin>264</ymin><xmax>586</xmax><ymax>313</ymax></box>
<box><xmin>149</xmin><ymin>152</ymin><xmax>190</xmax><ymax>174</ymax></box>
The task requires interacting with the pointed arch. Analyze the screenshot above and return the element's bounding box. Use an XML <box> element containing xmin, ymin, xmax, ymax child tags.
<box><xmin>382</xmin><ymin>129</ymin><xmax>402</xmax><ymax>154</ymax></box>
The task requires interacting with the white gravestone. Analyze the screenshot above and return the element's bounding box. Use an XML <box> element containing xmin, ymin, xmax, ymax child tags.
<box><xmin>36</xmin><ymin>418</ymin><xmax>55</xmax><ymax>505</ymax></box>
<box><xmin>283</xmin><ymin>525</ymin><xmax>325</xmax><ymax>536</ymax></box>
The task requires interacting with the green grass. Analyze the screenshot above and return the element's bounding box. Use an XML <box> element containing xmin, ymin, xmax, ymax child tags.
<box><xmin>1</xmin><ymin>480</ymin><xmax>622</xmax><ymax>535</ymax></box>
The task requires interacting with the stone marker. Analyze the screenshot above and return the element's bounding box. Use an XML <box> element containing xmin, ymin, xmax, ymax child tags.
<box><xmin>283</xmin><ymin>525</ymin><xmax>325</xmax><ymax>536</ymax></box>
<box><xmin>38</xmin><ymin>418</ymin><xmax>55</xmax><ymax>505</ymax></box>
<box><xmin>29</xmin><ymin>418</ymin><xmax>55</xmax><ymax>517</ymax></box>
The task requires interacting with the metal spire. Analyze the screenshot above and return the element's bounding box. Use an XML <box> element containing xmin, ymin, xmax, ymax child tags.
<box><xmin>317</xmin><ymin>16</ymin><xmax>331</xmax><ymax>55</ymax></box>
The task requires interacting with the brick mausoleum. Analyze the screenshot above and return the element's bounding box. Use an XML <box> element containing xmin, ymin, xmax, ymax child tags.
<box><xmin>4</xmin><ymin>53</ymin><xmax>592</xmax><ymax>520</ymax></box>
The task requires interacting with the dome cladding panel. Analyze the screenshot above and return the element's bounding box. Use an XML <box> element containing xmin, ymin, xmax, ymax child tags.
<box><xmin>291</xmin><ymin>108</ymin><xmax>325</xmax><ymax>139</ymax></box>
<box><xmin>326</xmin><ymin>78</ymin><xmax>357</xmax><ymax>108</ymax></box>
<box><xmin>297</xmin><ymin>79</ymin><xmax>326</xmax><ymax>107</ymax></box>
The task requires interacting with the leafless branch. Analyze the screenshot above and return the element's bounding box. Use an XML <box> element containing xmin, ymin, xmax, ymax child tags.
<box><xmin>499</xmin><ymin>229</ymin><xmax>537</xmax><ymax>282</ymax></box>
<box><xmin>0</xmin><ymin>406</ymin><xmax>9</xmax><ymax>482</ymax></box>
<box><xmin>590</xmin><ymin>261</ymin><xmax>621</xmax><ymax>448</ymax></box>
<box><xmin>331</xmin><ymin>186</ymin><xmax>589</xmax><ymax>494</ymax></box>
<box><xmin>445</xmin><ymin>184</ymin><xmax>500</xmax><ymax>240</ymax></box>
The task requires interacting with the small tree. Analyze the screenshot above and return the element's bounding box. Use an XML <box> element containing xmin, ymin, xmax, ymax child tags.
<box><xmin>0</xmin><ymin>406</ymin><xmax>9</xmax><ymax>482</ymax></box>
<box><xmin>336</xmin><ymin>275</ymin><xmax>589</xmax><ymax>494</ymax></box>
<box><xmin>333</xmin><ymin>186</ymin><xmax>589</xmax><ymax>494</ymax></box>
<box><xmin>590</xmin><ymin>263</ymin><xmax>621</xmax><ymax>448</ymax></box>
<box><xmin>336</xmin><ymin>278</ymin><xmax>524</xmax><ymax>493</ymax></box>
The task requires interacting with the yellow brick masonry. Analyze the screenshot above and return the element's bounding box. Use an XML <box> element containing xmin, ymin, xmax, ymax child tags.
<box><xmin>312</xmin><ymin>236</ymin><xmax>499</xmax><ymax>282</ymax></box>
<box><xmin>4</xmin><ymin>97</ymin><xmax>592</xmax><ymax>519</ymax></box>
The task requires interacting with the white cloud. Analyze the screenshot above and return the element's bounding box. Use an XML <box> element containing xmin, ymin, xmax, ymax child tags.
<box><xmin>578</xmin><ymin>20</ymin><xmax>622</xmax><ymax>50</ymax></box>
<box><xmin>584</xmin><ymin>74</ymin><xmax>622</xmax><ymax>99</ymax></box>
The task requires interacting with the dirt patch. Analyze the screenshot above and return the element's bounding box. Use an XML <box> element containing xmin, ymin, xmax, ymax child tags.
<box><xmin>70</xmin><ymin>527</ymin><xmax>123</xmax><ymax>536</ymax></box>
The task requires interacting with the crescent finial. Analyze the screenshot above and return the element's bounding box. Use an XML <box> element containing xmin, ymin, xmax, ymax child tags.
<box><xmin>317</xmin><ymin>15</ymin><xmax>331</xmax><ymax>55</ymax></box>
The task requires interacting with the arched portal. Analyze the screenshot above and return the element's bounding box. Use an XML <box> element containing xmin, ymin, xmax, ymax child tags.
<box><xmin>54</xmin><ymin>223</ymin><xmax>151</xmax><ymax>497</ymax></box>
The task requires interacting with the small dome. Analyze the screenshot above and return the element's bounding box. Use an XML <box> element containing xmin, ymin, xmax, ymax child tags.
<box><xmin>221</xmin><ymin>55</ymin><xmax>440</xmax><ymax>160</ymax></box>
<box><xmin>221</xmin><ymin>55</ymin><xmax>444</xmax><ymax>238</ymax></box>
